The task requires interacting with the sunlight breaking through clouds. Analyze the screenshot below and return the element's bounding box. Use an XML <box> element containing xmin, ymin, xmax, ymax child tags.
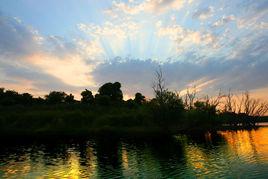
<box><xmin>105</xmin><ymin>0</ymin><xmax>189</xmax><ymax>16</ymax></box>
<box><xmin>0</xmin><ymin>0</ymin><xmax>267</xmax><ymax>98</ymax></box>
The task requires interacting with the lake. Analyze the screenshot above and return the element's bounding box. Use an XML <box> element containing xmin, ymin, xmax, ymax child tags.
<box><xmin>1</xmin><ymin>128</ymin><xmax>268</xmax><ymax>178</ymax></box>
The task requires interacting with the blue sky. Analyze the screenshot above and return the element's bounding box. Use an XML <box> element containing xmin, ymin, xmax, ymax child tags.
<box><xmin>0</xmin><ymin>0</ymin><xmax>267</xmax><ymax>99</ymax></box>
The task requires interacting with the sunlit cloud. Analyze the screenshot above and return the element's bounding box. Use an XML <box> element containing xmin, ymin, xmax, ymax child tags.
<box><xmin>156</xmin><ymin>24</ymin><xmax>218</xmax><ymax>56</ymax></box>
<box><xmin>0</xmin><ymin>15</ymin><xmax>98</xmax><ymax>97</ymax></box>
<box><xmin>180</xmin><ymin>78</ymin><xmax>217</xmax><ymax>96</ymax></box>
<box><xmin>0</xmin><ymin>0</ymin><xmax>267</xmax><ymax>99</ymax></box>
<box><xmin>105</xmin><ymin>0</ymin><xmax>187</xmax><ymax>16</ymax></box>
<box><xmin>26</xmin><ymin>53</ymin><xmax>95</xmax><ymax>87</ymax></box>
<box><xmin>212</xmin><ymin>15</ymin><xmax>236</xmax><ymax>27</ymax></box>
<box><xmin>192</xmin><ymin>6</ymin><xmax>214</xmax><ymax>20</ymax></box>
<box><xmin>78</xmin><ymin>20</ymin><xmax>141</xmax><ymax>58</ymax></box>
<box><xmin>236</xmin><ymin>0</ymin><xmax>268</xmax><ymax>30</ymax></box>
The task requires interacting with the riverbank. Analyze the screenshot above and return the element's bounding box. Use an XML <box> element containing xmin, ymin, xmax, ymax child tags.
<box><xmin>1</xmin><ymin>104</ymin><xmax>267</xmax><ymax>138</ymax></box>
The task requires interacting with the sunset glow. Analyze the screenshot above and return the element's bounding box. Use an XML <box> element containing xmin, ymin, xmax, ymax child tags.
<box><xmin>0</xmin><ymin>0</ymin><xmax>267</xmax><ymax>98</ymax></box>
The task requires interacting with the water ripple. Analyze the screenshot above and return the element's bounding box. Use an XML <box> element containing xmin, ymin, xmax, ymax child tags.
<box><xmin>1</xmin><ymin>128</ymin><xmax>268</xmax><ymax>178</ymax></box>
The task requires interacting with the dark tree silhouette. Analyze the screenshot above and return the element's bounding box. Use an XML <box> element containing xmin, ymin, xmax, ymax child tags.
<box><xmin>0</xmin><ymin>88</ymin><xmax>4</xmax><ymax>96</ymax></box>
<box><xmin>65</xmin><ymin>93</ymin><xmax>75</xmax><ymax>103</ymax></box>
<box><xmin>2</xmin><ymin>90</ymin><xmax>20</xmax><ymax>105</ymax></box>
<box><xmin>81</xmin><ymin>89</ymin><xmax>94</xmax><ymax>104</ymax></box>
<box><xmin>45</xmin><ymin>91</ymin><xmax>66</xmax><ymax>104</ymax></box>
<box><xmin>152</xmin><ymin>67</ymin><xmax>185</xmax><ymax>126</ymax></box>
<box><xmin>20</xmin><ymin>93</ymin><xmax>33</xmax><ymax>105</ymax></box>
<box><xmin>0</xmin><ymin>88</ymin><xmax>36</xmax><ymax>105</ymax></box>
<box><xmin>0</xmin><ymin>88</ymin><xmax>4</xmax><ymax>102</ymax></box>
<box><xmin>95</xmin><ymin>94</ymin><xmax>111</xmax><ymax>106</ymax></box>
<box><xmin>153</xmin><ymin>66</ymin><xmax>166</xmax><ymax>106</ymax></box>
<box><xmin>134</xmin><ymin>92</ymin><xmax>146</xmax><ymax>105</ymax></box>
<box><xmin>126</xmin><ymin>99</ymin><xmax>136</xmax><ymax>108</ymax></box>
<box><xmin>98</xmin><ymin>82</ymin><xmax>123</xmax><ymax>101</ymax></box>
<box><xmin>34</xmin><ymin>97</ymin><xmax>45</xmax><ymax>105</ymax></box>
<box><xmin>194</xmin><ymin>101</ymin><xmax>216</xmax><ymax>113</ymax></box>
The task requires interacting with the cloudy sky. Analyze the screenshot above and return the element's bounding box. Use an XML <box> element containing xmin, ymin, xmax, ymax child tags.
<box><xmin>0</xmin><ymin>0</ymin><xmax>267</xmax><ymax>99</ymax></box>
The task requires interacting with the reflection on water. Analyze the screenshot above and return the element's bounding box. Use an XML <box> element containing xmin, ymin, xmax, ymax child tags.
<box><xmin>1</xmin><ymin>128</ymin><xmax>268</xmax><ymax>178</ymax></box>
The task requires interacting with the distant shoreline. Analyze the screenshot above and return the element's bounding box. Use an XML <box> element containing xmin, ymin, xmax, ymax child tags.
<box><xmin>1</xmin><ymin>82</ymin><xmax>268</xmax><ymax>139</ymax></box>
<box><xmin>1</xmin><ymin>119</ymin><xmax>267</xmax><ymax>139</ymax></box>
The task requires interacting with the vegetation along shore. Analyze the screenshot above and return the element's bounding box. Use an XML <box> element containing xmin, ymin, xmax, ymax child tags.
<box><xmin>1</xmin><ymin>70</ymin><xmax>268</xmax><ymax>137</ymax></box>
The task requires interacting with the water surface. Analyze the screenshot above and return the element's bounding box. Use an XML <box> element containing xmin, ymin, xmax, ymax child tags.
<box><xmin>1</xmin><ymin>128</ymin><xmax>268</xmax><ymax>178</ymax></box>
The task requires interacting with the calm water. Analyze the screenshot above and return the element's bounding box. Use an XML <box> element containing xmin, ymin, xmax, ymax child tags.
<box><xmin>1</xmin><ymin>128</ymin><xmax>268</xmax><ymax>178</ymax></box>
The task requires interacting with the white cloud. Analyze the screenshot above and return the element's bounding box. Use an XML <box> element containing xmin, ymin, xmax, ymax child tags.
<box><xmin>157</xmin><ymin>24</ymin><xmax>184</xmax><ymax>40</ymax></box>
<box><xmin>156</xmin><ymin>24</ymin><xmax>217</xmax><ymax>54</ymax></box>
<box><xmin>236</xmin><ymin>2</ymin><xmax>268</xmax><ymax>30</ymax></box>
<box><xmin>0</xmin><ymin>16</ymin><xmax>42</xmax><ymax>57</ymax></box>
<box><xmin>78</xmin><ymin>21</ymin><xmax>140</xmax><ymax>39</ymax></box>
<box><xmin>78</xmin><ymin>20</ymin><xmax>141</xmax><ymax>57</ymax></box>
<box><xmin>1</xmin><ymin>0</ymin><xmax>268</xmax><ymax>99</ymax></box>
<box><xmin>92</xmin><ymin>50</ymin><xmax>268</xmax><ymax>98</ymax></box>
<box><xmin>258</xmin><ymin>22</ymin><xmax>268</xmax><ymax>29</ymax></box>
<box><xmin>180</xmin><ymin>77</ymin><xmax>217</xmax><ymax>96</ymax></box>
<box><xmin>26</xmin><ymin>53</ymin><xmax>96</xmax><ymax>87</ymax></box>
<box><xmin>192</xmin><ymin>6</ymin><xmax>214</xmax><ymax>20</ymax></box>
<box><xmin>213</xmin><ymin>15</ymin><xmax>235</xmax><ymax>27</ymax></box>
<box><xmin>105</xmin><ymin>0</ymin><xmax>186</xmax><ymax>16</ymax></box>
<box><xmin>0</xmin><ymin>15</ymin><xmax>103</xmax><ymax>95</ymax></box>
<box><xmin>75</xmin><ymin>39</ymin><xmax>104</xmax><ymax>62</ymax></box>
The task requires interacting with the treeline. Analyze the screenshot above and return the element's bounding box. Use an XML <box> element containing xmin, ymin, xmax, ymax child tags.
<box><xmin>0</xmin><ymin>69</ymin><xmax>268</xmax><ymax>135</ymax></box>
<box><xmin>0</xmin><ymin>82</ymin><xmax>144</xmax><ymax>106</ymax></box>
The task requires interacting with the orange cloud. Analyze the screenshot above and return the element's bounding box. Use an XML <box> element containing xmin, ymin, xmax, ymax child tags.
<box><xmin>26</xmin><ymin>53</ymin><xmax>96</xmax><ymax>87</ymax></box>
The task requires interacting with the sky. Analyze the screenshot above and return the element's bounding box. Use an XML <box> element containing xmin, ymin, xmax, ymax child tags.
<box><xmin>0</xmin><ymin>0</ymin><xmax>267</xmax><ymax>99</ymax></box>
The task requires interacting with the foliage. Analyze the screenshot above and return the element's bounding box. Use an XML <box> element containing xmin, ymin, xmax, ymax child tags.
<box><xmin>95</xmin><ymin>94</ymin><xmax>111</xmax><ymax>106</ymax></box>
<box><xmin>45</xmin><ymin>91</ymin><xmax>67</xmax><ymax>104</ymax></box>
<box><xmin>65</xmin><ymin>94</ymin><xmax>75</xmax><ymax>103</ymax></box>
<box><xmin>0</xmin><ymin>76</ymin><xmax>267</xmax><ymax>136</ymax></box>
<box><xmin>134</xmin><ymin>92</ymin><xmax>146</xmax><ymax>105</ymax></box>
<box><xmin>81</xmin><ymin>89</ymin><xmax>94</xmax><ymax>104</ymax></box>
<box><xmin>98</xmin><ymin>82</ymin><xmax>123</xmax><ymax>102</ymax></box>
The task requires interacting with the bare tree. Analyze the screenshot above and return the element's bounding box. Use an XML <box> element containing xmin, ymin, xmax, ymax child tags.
<box><xmin>242</xmin><ymin>91</ymin><xmax>268</xmax><ymax>116</ymax></box>
<box><xmin>221</xmin><ymin>90</ymin><xmax>268</xmax><ymax>117</ymax></box>
<box><xmin>236</xmin><ymin>93</ymin><xmax>245</xmax><ymax>114</ymax></box>
<box><xmin>253</xmin><ymin>101</ymin><xmax>268</xmax><ymax>116</ymax></box>
<box><xmin>152</xmin><ymin>66</ymin><xmax>166</xmax><ymax>105</ymax></box>
<box><xmin>223</xmin><ymin>89</ymin><xmax>236</xmax><ymax>113</ymax></box>
<box><xmin>184</xmin><ymin>87</ymin><xmax>197</xmax><ymax>110</ymax></box>
<box><xmin>202</xmin><ymin>90</ymin><xmax>223</xmax><ymax>111</ymax></box>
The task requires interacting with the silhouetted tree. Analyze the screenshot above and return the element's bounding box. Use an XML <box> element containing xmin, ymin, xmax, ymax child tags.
<box><xmin>0</xmin><ymin>88</ymin><xmax>4</xmax><ymax>104</ymax></box>
<box><xmin>98</xmin><ymin>82</ymin><xmax>123</xmax><ymax>101</ymax></box>
<box><xmin>194</xmin><ymin>100</ymin><xmax>217</xmax><ymax>116</ymax></box>
<box><xmin>81</xmin><ymin>89</ymin><xmax>94</xmax><ymax>104</ymax></box>
<box><xmin>184</xmin><ymin>87</ymin><xmax>197</xmax><ymax>110</ymax></box>
<box><xmin>134</xmin><ymin>92</ymin><xmax>146</xmax><ymax>105</ymax></box>
<box><xmin>34</xmin><ymin>97</ymin><xmax>45</xmax><ymax>105</ymax></box>
<box><xmin>0</xmin><ymin>88</ymin><xmax>4</xmax><ymax>96</ymax></box>
<box><xmin>162</xmin><ymin>91</ymin><xmax>184</xmax><ymax>109</ymax></box>
<box><xmin>65</xmin><ymin>93</ymin><xmax>75</xmax><ymax>103</ymax></box>
<box><xmin>20</xmin><ymin>93</ymin><xmax>33</xmax><ymax>105</ymax></box>
<box><xmin>152</xmin><ymin>67</ymin><xmax>184</xmax><ymax>126</ymax></box>
<box><xmin>153</xmin><ymin>66</ymin><xmax>166</xmax><ymax>106</ymax></box>
<box><xmin>2</xmin><ymin>90</ymin><xmax>20</xmax><ymax>105</ymax></box>
<box><xmin>95</xmin><ymin>94</ymin><xmax>110</xmax><ymax>106</ymax></box>
<box><xmin>45</xmin><ymin>91</ymin><xmax>66</xmax><ymax>104</ymax></box>
<box><xmin>126</xmin><ymin>99</ymin><xmax>136</xmax><ymax>108</ymax></box>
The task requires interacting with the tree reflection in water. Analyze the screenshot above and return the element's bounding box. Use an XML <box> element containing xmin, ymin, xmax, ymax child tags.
<box><xmin>0</xmin><ymin>128</ymin><xmax>268</xmax><ymax>178</ymax></box>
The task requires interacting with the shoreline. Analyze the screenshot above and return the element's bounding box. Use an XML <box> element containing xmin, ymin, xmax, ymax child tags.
<box><xmin>0</xmin><ymin>125</ymin><xmax>266</xmax><ymax>140</ymax></box>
